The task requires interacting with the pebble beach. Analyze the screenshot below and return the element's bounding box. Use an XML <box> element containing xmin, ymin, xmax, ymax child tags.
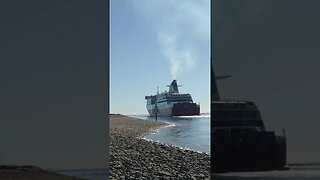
<box><xmin>110</xmin><ymin>114</ymin><xmax>211</xmax><ymax>179</ymax></box>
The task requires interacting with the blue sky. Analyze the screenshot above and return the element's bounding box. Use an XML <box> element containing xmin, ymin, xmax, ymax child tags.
<box><xmin>110</xmin><ymin>0</ymin><xmax>210</xmax><ymax>115</ymax></box>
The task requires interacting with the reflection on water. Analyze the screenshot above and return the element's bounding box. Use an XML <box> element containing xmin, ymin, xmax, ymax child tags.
<box><xmin>129</xmin><ymin>114</ymin><xmax>210</xmax><ymax>154</ymax></box>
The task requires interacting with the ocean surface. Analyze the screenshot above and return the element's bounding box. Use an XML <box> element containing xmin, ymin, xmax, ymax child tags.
<box><xmin>213</xmin><ymin>164</ymin><xmax>320</xmax><ymax>179</ymax></box>
<box><xmin>129</xmin><ymin>113</ymin><xmax>211</xmax><ymax>154</ymax></box>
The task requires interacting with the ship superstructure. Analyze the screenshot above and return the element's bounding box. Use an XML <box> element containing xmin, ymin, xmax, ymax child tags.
<box><xmin>145</xmin><ymin>80</ymin><xmax>200</xmax><ymax>116</ymax></box>
<box><xmin>211</xmin><ymin>59</ymin><xmax>287</xmax><ymax>173</ymax></box>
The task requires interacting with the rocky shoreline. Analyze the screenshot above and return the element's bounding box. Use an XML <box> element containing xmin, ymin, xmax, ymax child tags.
<box><xmin>110</xmin><ymin>114</ymin><xmax>211</xmax><ymax>179</ymax></box>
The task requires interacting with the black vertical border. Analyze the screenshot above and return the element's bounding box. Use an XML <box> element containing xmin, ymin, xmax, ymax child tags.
<box><xmin>106</xmin><ymin>0</ymin><xmax>110</xmax><ymax>176</ymax></box>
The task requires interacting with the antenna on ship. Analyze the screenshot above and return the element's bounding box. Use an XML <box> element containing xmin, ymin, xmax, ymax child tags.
<box><xmin>157</xmin><ymin>86</ymin><xmax>159</xmax><ymax>95</ymax></box>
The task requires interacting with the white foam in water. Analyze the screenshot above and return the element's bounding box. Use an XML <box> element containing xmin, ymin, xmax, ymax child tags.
<box><xmin>146</xmin><ymin>122</ymin><xmax>176</xmax><ymax>135</ymax></box>
<box><xmin>139</xmin><ymin>123</ymin><xmax>210</xmax><ymax>156</ymax></box>
<box><xmin>163</xmin><ymin>122</ymin><xmax>176</xmax><ymax>127</ymax></box>
<box><xmin>130</xmin><ymin>114</ymin><xmax>210</xmax><ymax>154</ymax></box>
<box><xmin>176</xmin><ymin>113</ymin><xmax>210</xmax><ymax>119</ymax></box>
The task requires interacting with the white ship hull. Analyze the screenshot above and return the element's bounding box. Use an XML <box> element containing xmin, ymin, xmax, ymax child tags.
<box><xmin>146</xmin><ymin>102</ymin><xmax>200</xmax><ymax>117</ymax></box>
<box><xmin>147</xmin><ymin>103</ymin><xmax>174</xmax><ymax>116</ymax></box>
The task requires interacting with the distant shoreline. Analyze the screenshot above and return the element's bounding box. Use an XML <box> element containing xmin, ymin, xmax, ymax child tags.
<box><xmin>0</xmin><ymin>165</ymin><xmax>81</xmax><ymax>179</ymax></box>
<box><xmin>110</xmin><ymin>114</ymin><xmax>211</xmax><ymax>179</ymax></box>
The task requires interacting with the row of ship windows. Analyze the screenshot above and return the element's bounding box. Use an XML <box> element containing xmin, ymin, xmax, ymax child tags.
<box><xmin>157</xmin><ymin>99</ymin><xmax>191</xmax><ymax>103</ymax></box>
<box><xmin>147</xmin><ymin>96</ymin><xmax>191</xmax><ymax>101</ymax></box>
<box><xmin>147</xmin><ymin>99</ymin><xmax>192</xmax><ymax>105</ymax></box>
<box><xmin>212</xmin><ymin>120</ymin><xmax>264</xmax><ymax>126</ymax></box>
<box><xmin>212</xmin><ymin>111</ymin><xmax>259</xmax><ymax>118</ymax></box>
<box><xmin>212</xmin><ymin>103</ymin><xmax>255</xmax><ymax>109</ymax></box>
<box><xmin>157</xmin><ymin>97</ymin><xmax>191</xmax><ymax>100</ymax></box>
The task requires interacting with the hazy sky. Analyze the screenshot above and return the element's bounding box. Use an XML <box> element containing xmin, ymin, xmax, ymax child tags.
<box><xmin>213</xmin><ymin>0</ymin><xmax>320</xmax><ymax>163</ymax></box>
<box><xmin>110</xmin><ymin>0</ymin><xmax>210</xmax><ymax>115</ymax></box>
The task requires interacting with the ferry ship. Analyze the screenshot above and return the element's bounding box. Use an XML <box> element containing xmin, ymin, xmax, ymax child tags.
<box><xmin>212</xmin><ymin>59</ymin><xmax>287</xmax><ymax>173</ymax></box>
<box><xmin>145</xmin><ymin>80</ymin><xmax>200</xmax><ymax>116</ymax></box>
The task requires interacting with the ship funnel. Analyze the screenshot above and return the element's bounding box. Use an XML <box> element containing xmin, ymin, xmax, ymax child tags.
<box><xmin>168</xmin><ymin>80</ymin><xmax>180</xmax><ymax>93</ymax></box>
<box><xmin>212</xmin><ymin>59</ymin><xmax>220</xmax><ymax>101</ymax></box>
<box><xmin>212</xmin><ymin>58</ymin><xmax>231</xmax><ymax>101</ymax></box>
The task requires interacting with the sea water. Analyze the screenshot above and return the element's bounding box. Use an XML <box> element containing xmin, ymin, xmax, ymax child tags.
<box><xmin>129</xmin><ymin>113</ymin><xmax>211</xmax><ymax>154</ymax></box>
<box><xmin>213</xmin><ymin>164</ymin><xmax>320</xmax><ymax>179</ymax></box>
